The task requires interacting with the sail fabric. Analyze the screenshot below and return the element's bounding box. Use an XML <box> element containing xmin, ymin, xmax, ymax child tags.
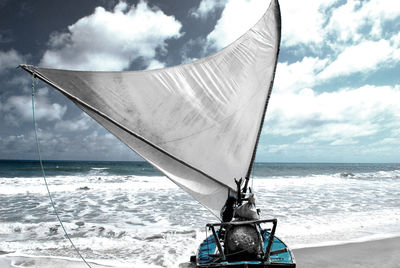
<box><xmin>21</xmin><ymin>0</ymin><xmax>281</xmax><ymax>217</ymax></box>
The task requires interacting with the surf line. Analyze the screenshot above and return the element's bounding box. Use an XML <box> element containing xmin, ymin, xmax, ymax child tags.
<box><xmin>31</xmin><ymin>75</ymin><xmax>92</xmax><ymax>268</ymax></box>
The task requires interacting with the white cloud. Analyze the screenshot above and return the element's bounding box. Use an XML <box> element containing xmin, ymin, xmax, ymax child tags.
<box><xmin>180</xmin><ymin>36</ymin><xmax>206</xmax><ymax>63</ymax></box>
<box><xmin>298</xmin><ymin>122</ymin><xmax>377</xmax><ymax>145</ymax></box>
<box><xmin>69</xmin><ymin>130</ymin><xmax>135</xmax><ymax>160</ymax></box>
<box><xmin>326</xmin><ymin>0</ymin><xmax>400</xmax><ymax>43</ymax></box>
<box><xmin>54</xmin><ymin>112</ymin><xmax>94</xmax><ymax>132</ymax></box>
<box><xmin>191</xmin><ymin>0</ymin><xmax>227</xmax><ymax>19</ymax></box>
<box><xmin>206</xmin><ymin>0</ymin><xmax>335</xmax><ymax>49</ymax></box>
<box><xmin>40</xmin><ymin>1</ymin><xmax>182</xmax><ymax>71</ymax></box>
<box><xmin>265</xmin><ymin>85</ymin><xmax>400</xmax><ymax>145</ymax></box>
<box><xmin>146</xmin><ymin>59</ymin><xmax>166</xmax><ymax>70</ymax></box>
<box><xmin>6</xmin><ymin>74</ymin><xmax>31</xmax><ymax>88</ymax></box>
<box><xmin>0</xmin><ymin>124</ymin><xmax>138</xmax><ymax>160</ymax></box>
<box><xmin>0</xmin><ymin>49</ymin><xmax>25</xmax><ymax>73</ymax></box>
<box><xmin>265</xmin><ymin>144</ymin><xmax>289</xmax><ymax>153</ymax></box>
<box><xmin>267</xmin><ymin>0</ymin><xmax>400</xmax><ymax>52</ymax></box>
<box><xmin>0</xmin><ymin>134</ymin><xmax>32</xmax><ymax>156</ymax></box>
<box><xmin>325</xmin><ymin>0</ymin><xmax>364</xmax><ymax>43</ymax></box>
<box><xmin>279</xmin><ymin>0</ymin><xmax>400</xmax><ymax>48</ymax></box>
<box><xmin>201</xmin><ymin>0</ymin><xmax>400</xmax><ymax>70</ymax></box>
<box><xmin>391</xmin><ymin>32</ymin><xmax>400</xmax><ymax>59</ymax></box>
<box><xmin>318</xmin><ymin>39</ymin><xmax>399</xmax><ymax>80</ymax></box>
<box><xmin>207</xmin><ymin>0</ymin><xmax>271</xmax><ymax>49</ymax></box>
<box><xmin>275</xmin><ymin>57</ymin><xmax>328</xmax><ymax>92</ymax></box>
<box><xmin>279</xmin><ymin>0</ymin><xmax>337</xmax><ymax>47</ymax></box>
<box><xmin>263</xmin><ymin>8</ymin><xmax>399</xmax><ymax>86</ymax></box>
<box><xmin>2</xmin><ymin>88</ymin><xmax>67</xmax><ymax>123</ymax></box>
<box><xmin>203</xmin><ymin>0</ymin><xmax>338</xmax><ymax>49</ymax></box>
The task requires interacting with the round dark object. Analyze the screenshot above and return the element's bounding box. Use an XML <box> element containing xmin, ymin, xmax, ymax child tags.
<box><xmin>224</xmin><ymin>224</ymin><xmax>262</xmax><ymax>261</ymax></box>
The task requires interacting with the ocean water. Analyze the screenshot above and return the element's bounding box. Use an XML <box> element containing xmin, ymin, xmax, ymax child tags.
<box><xmin>1</xmin><ymin>160</ymin><xmax>400</xmax><ymax>267</ymax></box>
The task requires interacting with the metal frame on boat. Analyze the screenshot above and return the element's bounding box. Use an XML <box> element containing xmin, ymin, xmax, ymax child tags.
<box><xmin>192</xmin><ymin>219</ymin><xmax>295</xmax><ymax>267</ymax></box>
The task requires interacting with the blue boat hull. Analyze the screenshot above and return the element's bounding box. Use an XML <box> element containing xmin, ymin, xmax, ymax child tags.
<box><xmin>195</xmin><ymin>229</ymin><xmax>295</xmax><ymax>267</ymax></box>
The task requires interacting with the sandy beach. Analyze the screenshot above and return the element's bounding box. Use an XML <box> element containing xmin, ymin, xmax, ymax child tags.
<box><xmin>0</xmin><ymin>254</ymin><xmax>125</xmax><ymax>268</ymax></box>
<box><xmin>293</xmin><ymin>236</ymin><xmax>400</xmax><ymax>268</ymax></box>
<box><xmin>1</xmin><ymin>237</ymin><xmax>398</xmax><ymax>267</ymax></box>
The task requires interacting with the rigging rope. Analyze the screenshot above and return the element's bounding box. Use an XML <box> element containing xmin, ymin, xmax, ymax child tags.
<box><xmin>31</xmin><ymin>75</ymin><xmax>92</xmax><ymax>268</ymax></box>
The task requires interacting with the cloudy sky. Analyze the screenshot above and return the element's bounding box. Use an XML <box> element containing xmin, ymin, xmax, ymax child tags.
<box><xmin>0</xmin><ymin>0</ymin><xmax>399</xmax><ymax>162</ymax></box>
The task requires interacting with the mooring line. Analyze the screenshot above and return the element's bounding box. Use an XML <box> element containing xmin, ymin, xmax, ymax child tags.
<box><xmin>31</xmin><ymin>75</ymin><xmax>92</xmax><ymax>268</ymax></box>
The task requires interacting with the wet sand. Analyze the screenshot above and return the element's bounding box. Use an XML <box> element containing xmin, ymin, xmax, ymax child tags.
<box><xmin>293</xmin><ymin>237</ymin><xmax>400</xmax><ymax>268</ymax></box>
<box><xmin>0</xmin><ymin>255</ymin><xmax>119</xmax><ymax>268</ymax></box>
<box><xmin>1</xmin><ymin>237</ymin><xmax>399</xmax><ymax>267</ymax></box>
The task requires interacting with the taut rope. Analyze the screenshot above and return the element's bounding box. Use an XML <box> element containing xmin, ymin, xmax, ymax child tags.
<box><xmin>31</xmin><ymin>75</ymin><xmax>92</xmax><ymax>268</ymax></box>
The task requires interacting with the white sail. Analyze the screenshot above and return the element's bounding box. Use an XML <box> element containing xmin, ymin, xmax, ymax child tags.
<box><xmin>21</xmin><ymin>0</ymin><xmax>281</xmax><ymax>217</ymax></box>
